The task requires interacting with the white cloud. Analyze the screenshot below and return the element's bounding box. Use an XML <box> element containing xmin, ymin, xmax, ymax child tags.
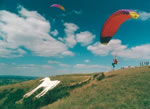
<box><xmin>88</xmin><ymin>40</ymin><xmax>126</xmax><ymax>56</ymax></box>
<box><xmin>116</xmin><ymin>44</ymin><xmax>150</xmax><ymax>59</ymax></box>
<box><xmin>59</xmin><ymin>63</ymin><xmax>70</xmax><ymax>67</ymax></box>
<box><xmin>139</xmin><ymin>11</ymin><xmax>150</xmax><ymax>21</ymax></box>
<box><xmin>74</xmin><ymin>64</ymin><xmax>110</xmax><ymax>70</ymax></box>
<box><xmin>0</xmin><ymin>62</ymin><xmax>110</xmax><ymax>76</ymax></box>
<box><xmin>48</xmin><ymin>60</ymin><xmax>70</xmax><ymax>67</ymax></box>
<box><xmin>58</xmin><ymin>37</ymin><xmax>65</xmax><ymax>42</ymax></box>
<box><xmin>0</xmin><ymin>6</ymin><xmax>95</xmax><ymax>58</ymax></box>
<box><xmin>76</xmin><ymin>31</ymin><xmax>95</xmax><ymax>46</ymax></box>
<box><xmin>0</xmin><ymin>6</ymin><xmax>73</xmax><ymax>58</ymax></box>
<box><xmin>0</xmin><ymin>47</ymin><xmax>26</xmax><ymax>58</ymax></box>
<box><xmin>64</xmin><ymin>23</ymin><xmax>79</xmax><ymax>48</ymax></box>
<box><xmin>73</xmin><ymin>10</ymin><xmax>82</xmax><ymax>15</ymax></box>
<box><xmin>51</xmin><ymin>29</ymin><xmax>58</xmax><ymax>36</ymax></box>
<box><xmin>84</xmin><ymin>59</ymin><xmax>90</xmax><ymax>63</ymax></box>
<box><xmin>40</xmin><ymin>65</ymin><xmax>53</xmax><ymax>69</ymax></box>
<box><xmin>71</xmin><ymin>63</ymin><xmax>111</xmax><ymax>74</ymax></box>
<box><xmin>88</xmin><ymin>39</ymin><xmax>150</xmax><ymax>59</ymax></box>
<box><xmin>63</xmin><ymin>23</ymin><xmax>96</xmax><ymax>47</ymax></box>
<box><xmin>58</xmin><ymin>10</ymin><xmax>82</xmax><ymax>17</ymax></box>
<box><xmin>48</xmin><ymin>60</ymin><xmax>61</xmax><ymax>64</ymax></box>
<box><xmin>62</xmin><ymin>51</ymin><xmax>74</xmax><ymax>56</ymax></box>
<box><xmin>18</xmin><ymin>6</ymin><xmax>46</xmax><ymax>21</ymax></box>
<box><xmin>14</xmin><ymin>64</ymin><xmax>53</xmax><ymax>70</ymax></box>
<box><xmin>0</xmin><ymin>63</ymin><xmax>54</xmax><ymax>76</ymax></box>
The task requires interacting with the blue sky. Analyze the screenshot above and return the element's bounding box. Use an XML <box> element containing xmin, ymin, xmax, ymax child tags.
<box><xmin>0</xmin><ymin>0</ymin><xmax>150</xmax><ymax>77</ymax></box>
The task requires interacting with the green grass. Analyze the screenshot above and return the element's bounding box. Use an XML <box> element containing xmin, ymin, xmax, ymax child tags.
<box><xmin>0</xmin><ymin>74</ymin><xmax>92</xmax><ymax>109</ymax></box>
<box><xmin>42</xmin><ymin>66</ymin><xmax>150</xmax><ymax>109</ymax></box>
<box><xmin>0</xmin><ymin>66</ymin><xmax>150</xmax><ymax>109</ymax></box>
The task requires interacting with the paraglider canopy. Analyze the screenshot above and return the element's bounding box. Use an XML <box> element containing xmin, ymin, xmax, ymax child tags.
<box><xmin>100</xmin><ymin>9</ymin><xmax>139</xmax><ymax>45</ymax></box>
<box><xmin>50</xmin><ymin>4</ymin><xmax>65</xmax><ymax>11</ymax></box>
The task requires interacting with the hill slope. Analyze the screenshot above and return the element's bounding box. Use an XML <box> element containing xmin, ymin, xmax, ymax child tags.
<box><xmin>0</xmin><ymin>73</ymin><xmax>93</xmax><ymax>109</ymax></box>
<box><xmin>0</xmin><ymin>66</ymin><xmax>150</xmax><ymax>109</ymax></box>
<box><xmin>42</xmin><ymin>66</ymin><xmax>150</xmax><ymax>109</ymax></box>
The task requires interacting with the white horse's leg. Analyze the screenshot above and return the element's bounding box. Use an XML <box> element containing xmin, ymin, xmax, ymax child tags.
<box><xmin>36</xmin><ymin>89</ymin><xmax>46</xmax><ymax>98</ymax></box>
<box><xmin>36</xmin><ymin>83</ymin><xmax>59</xmax><ymax>98</ymax></box>
<box><xmin>24</xmin><ymin>85</ymin><xmax>42</xmax><ymax>98</ymax></box>
<box><xmin>38</xmin><ymin>88</ymin><xmax>49</xmax><ymax>97</ymax></box>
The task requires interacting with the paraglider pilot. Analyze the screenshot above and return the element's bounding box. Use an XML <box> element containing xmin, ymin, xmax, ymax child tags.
<box><xmin>112</xmin><ymin>57</ymin><xmax>118</xmax><ymax>68</ymax></box>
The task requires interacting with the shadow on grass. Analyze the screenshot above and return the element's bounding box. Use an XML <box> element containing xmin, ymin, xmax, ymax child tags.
<box><xmin>93</xmin><ymin>73</ymin><xmax>105</xmax><ymax>81</ymax></box>
<box><xmin>0</xmin><ymin>89</ymin><xmax>25</xmax><ymax>109</ymax></box>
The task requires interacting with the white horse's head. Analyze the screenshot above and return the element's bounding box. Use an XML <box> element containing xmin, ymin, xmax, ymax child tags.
<box><xmin>40</xmin><ymin>77</ymin><xmax>51</xmax><ymax>82</ymax></box>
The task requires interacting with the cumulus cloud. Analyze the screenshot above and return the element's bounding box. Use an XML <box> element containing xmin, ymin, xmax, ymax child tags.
<box><xmin>0</xmin><ymin>6</ymin><xmax>73</xmax><ymax>58</ymax></box>
<box><xmin>0</xmin><ymin>6</ymin><xmax>95</xmax><ymax>58</ymax></box>
<box><xmin>88</xmin><ymin>39</ymin><xmax>150</xmax><ymax>59</ymax></box>
<box><xmin>64</xmin><ymin>23</ymin><xmax>79</xmax><ymax>48</ymax></box>
<box><xmin>88</xmin><ymin>40</ymin><xmax>126</xmax><ymax>56</ymax></box>
<box><xmin>63</xmin><ymin>23</ymin><xmax>96</xmax><ymax>47</ymax></box>
<box><xmin>76</xmin><ymin>31</ymin><xmax>95</xmax><ymax>46</ymax></box>
<box><xmin>116</xmin><ymin>44</ymin><xmax>150</xmax><ymax>59</ymax></box>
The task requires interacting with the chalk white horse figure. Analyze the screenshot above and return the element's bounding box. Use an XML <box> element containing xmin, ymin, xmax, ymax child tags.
<box><xmin>24</xmin><ymin>77</ymin><xmax>60</xmax><ymax>98</ymax></box>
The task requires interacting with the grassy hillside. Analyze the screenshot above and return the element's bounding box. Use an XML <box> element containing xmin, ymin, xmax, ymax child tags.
<box><xmin>0</xmin><ymin>66</ymin><xmax>150</xmax><ymax>109</ymax></box>
<box><xmin>0</xmin><ymin>74</ymin><xmax>93</xmax><ymax>109</ymax></box>
<box><xmin>42</xmin><ymin>66</ymin><xmax>150</xmax><ymax>109</ymax></box>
